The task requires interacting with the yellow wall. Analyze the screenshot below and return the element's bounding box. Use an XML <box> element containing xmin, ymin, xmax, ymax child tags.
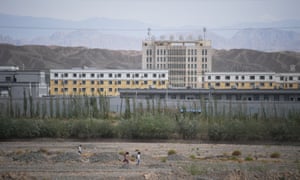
<box><xmin>204</xmin><ymin>82</ymin><xmax>299</xmax><ymax>90</ymax></box>
<box><xmin>50</xmin><ymin>79</ymin><xmax>168</xmax><ymax>96</ymax></box>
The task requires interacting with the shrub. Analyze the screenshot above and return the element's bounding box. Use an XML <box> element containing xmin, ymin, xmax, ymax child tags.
<box><xmin>245</xmin><ymin>156</ymin><xmax>253</xmax><ymax>161</ymax></box>
<box><xmin>190</xmin><ymin>154</ymin><xmax>196</xmax><ymax>159</ymax></box>
<box><xmin>270</xmin><ymin>152</ymin><xmax>280</xmax><ymax>158</ymax></box>
<box><xmin>232</xmin><ymin>150</ymin><xmax>241</xmax><ymax>156</ymax></box>
<box><xmin>161</xmin><ymin>157</ymin><xmax>167</xmax><ymax>162</ymax></box>
<box><xmin>168</xmin><ymin>149</ymin><xmax>176</xmax><ymax>156</ymax></box>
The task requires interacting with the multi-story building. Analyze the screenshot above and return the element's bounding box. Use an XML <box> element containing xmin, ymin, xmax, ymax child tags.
<box><xmin>142</xmin><ymin>39</ymin><xmax>212</xmax><ymax>88</ymax></box>
<box><xmin>50</xmin><ymin>68</ymin><xmax>168</xmax><ymax>96</ymax></box>
<box><xmin>0</xmin><ymin>66</ymin><xmax>48</xmax><ymax>98</ymax></box>
<box><xmin>203</xmin><ymin>72</ymin><xmax>300</xmax><ymax>90</ymax></box>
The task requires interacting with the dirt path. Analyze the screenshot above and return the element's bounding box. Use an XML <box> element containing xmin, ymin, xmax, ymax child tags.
<box><xmin>0</xmin><ymin>140</ymin><xmax>299</xmax><ymax>179</ymax></box>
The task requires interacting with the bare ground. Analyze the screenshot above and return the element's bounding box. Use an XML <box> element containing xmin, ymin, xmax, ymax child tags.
<box><xmin>0</xmin><ymin>140</ymin><xmax>299</xmax><ymax>180</ymax></box>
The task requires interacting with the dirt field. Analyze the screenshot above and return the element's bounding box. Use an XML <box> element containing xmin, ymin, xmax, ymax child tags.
<box><xmin>0</xmin><ymin>140</ymin><xmax>299</xmax><ymax>180</ymax></box>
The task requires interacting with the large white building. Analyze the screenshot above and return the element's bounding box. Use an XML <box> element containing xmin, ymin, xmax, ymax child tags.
<box><xmin>142</xmin><ymin>38</ymin><xmax>212</xmax><ymax>88</ymax></box>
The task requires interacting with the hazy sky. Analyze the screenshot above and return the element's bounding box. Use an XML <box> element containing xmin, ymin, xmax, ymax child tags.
<box><xmin>0</xmin><ymin>0</ymin><xmax>299</xmax><ymax>27</ymax></box>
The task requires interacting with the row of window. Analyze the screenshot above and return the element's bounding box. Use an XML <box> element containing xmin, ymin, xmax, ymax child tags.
<box><xmin>53</xmin><ymin>87</ymin><xmax>117</xmax><ymax>93</ymax></box>
<box><xmin>207</xmin><ymin>75</ymin><xmax>300</xmax><ymax>81</ymax></box>
<box><xmin>53</xmin><ymin>72</ymin><xmax>166</xmax><ymax>79</ymax></box>
<box><xmin>208</xmin><ymin>82</ymin><xmax>297</xmax><ymax>88</ymax></box>
<box><xmin>146</xmin><ymin>48</ymin><xmax>208</xmax><ymax>56</ymax></box>
<box><xmin>53</xmin><ymin>80</ymin><xmax>166</xmax><ymax>86</ymax></box>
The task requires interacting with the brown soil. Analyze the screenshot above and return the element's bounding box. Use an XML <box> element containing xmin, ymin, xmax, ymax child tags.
<box><xmin>0</xmin><ymin>140</ymin><xmax>299</xmax><ymax>179</ymax></box>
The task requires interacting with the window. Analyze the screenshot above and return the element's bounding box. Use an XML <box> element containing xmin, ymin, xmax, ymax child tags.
<box><xmin>91</xmin><ymin>88</ymin><xmax>95</xmax><ymax>92</ymax></box>
<box><xmin>126</xmin><ymin>80</ymin><xmax>130</xmax><ymax>85</ymax></box>
<box><xmin>91</xmin><ymin>73</ymin><xmax>95</xmax><ymax>78</ymax></box>
<box><xmin>100</xmin><ymin>73</ymin><xmax>104</xmax><ymax>78</ymax></box>
<box><xmin>208</xmin><ymin>76</ymin><xmax>211</xmax><ymax>80</ymax></box>
<box><xmin>153</xmin><ymin>81</ymin><xmax>157</xmax><ymax>85</ymax></box>
<box><xmin>91</xmin><ymin>80</ymin><xmax>95</xmax><ymax>85</ymax></box>
<box><xmin>135</xmin><ymin>73</ymin><xmax>139</xmax><ymax>78</ymax></box>
<box><xmin>109</xmin><ymin>88</ymin><xmax>113</xmax><ymax>92</ymax></box>
<box><xmin>99</xmin><ymin>80</ymin><xmax>104</xmax><ymax>85</ymax></box>
<box><xmin>269</xmin><ymin>76</ymin><xmax>273</xmax><ymax>80</ymax></box>
<box><xmin>99</xmin><ymin>88</ymin><xmax>104</xmax><ymax>92</ymax></box>
<box><xmin>117</xmin><ymin>80</ymin><xmax>121</xmax><ymax>85</ymax></box>
<box><xmin>109</xmin><ymin>81</ymin><xmax>112</xmax><ymax>85</ymax></box>
<box><xmin>235</xmin><ymin>76</ymin><xmax>239</xmax><ymax>80</ymax></box>
<box><xmin>54</xmin><ymin>73</ymin><xmax>58</xmax><ymax>77</ymax></box>
<box><xmin>216</xmin><ymin>83</ymin><xmax>220</xmax><ymax>87</ymax></box>
<box><xmin>73</xmin><ymin>80</ymin><xmax>77</xmax><ymax>85</ymax></box>
<box><xmin>260</xmin><ymin>76</ymin><xmax>265</xmax><ymax>80</ymax></box>
<box><xmin>144</xmin><ymin>73</ymin><xmax>148</xmax><ymax>78</ymax></box>
<box><xmin>64</xmin><ymin>73</ymin><xmax>68</xmax><ymax>77</ymax></box>
<box><xmin>64</xmin><ymin>88</ymin><xmax>68</xmax><ymax>92</ymax></box>
<box><xmin>81</xmin><ymin>88</ymin><xmax>86</xmax><ymax>93</ymax></box>
<box><xmin>127</xmin><ymin>73</ymin><xmax>130</xmax><ymax>78</ymax></box>
<box><xmin>135</xmin><ymin>81</ymin><xmax>139</xmax><ymax>85</ymax></box>
<box><xmin>225</xmin><ymin>83</ymin><xmax>230</xmax><ymax>87</ymax></box>
<box><xmin>225</xmin><ymin>76</ymin><xmax>230</xmax><ymax>80</ymax></box>
<box><xmin>153</xmin><ymin>74</ymin><xmax>157</xmax><ymax>78</ymax></box>
<box><xmin>73</xmin><ymin>88</ymin><xmax>77</xmax><ymax>92</ymax></box>
<box><xmin>82</xmin><ymin>80</ymin><xmax>86</xmax><ymax>85</ymax></box>
<box><xmin>161</xmin><ymin>73</ymin><xmax>165</xmax><ymax>78</ymax></box>
<box><xmin>216</xmin><ymin>76</ymin><xmax>220</xmax><ymax>80</ymax></box>
<box><xmin>63</xmin><ymin>80</ymin><xmax>68</xmax><ymax>85</ymax></box>
<box><xmin>241</xmin><ymin>76</ymin><xmax>245</xmax><ymax>80</ymax></box>
<box><xmin>73</xmin><ymin>73</ymin><xmax>77</xmax><ymax>78</ymax></box>
<box><xmin>289</xmin><ymin>76</ymin><xmax>293</xmax><ymax>81</ymax></box>
<box><xmin>118</xmin><ymin>73</ymin><xmax>121</xmax><ymax>78</ymax></box>
<box><xmin>109</xmin><ymin>73</ymin><xmax>112</xmax><ymax>78</ymax></box>
<box><xmin>260</xmin><ymin>82</ymin><xmax>265</xmax><ymax>87</ymax></box>
<box><xmin>144</xmin><ymin>80</ymin><xmax>148</xmax><ymax>85</ymax></box>
<box><xmin>250</xmin><ymin>76</ymin><xmax>255</xmax><ymax>80</ymax></box>
<box><xmin>289</xmin><ymin>84</ymin><xmax>293</xmax><ymax>88</ymax></box>
<box><xmin>280</xmin><ymin>76</ymin><xmax>284</xmax><ymax>81</ymax></box>
<box><xmin>82</xmin><ymin>73</ymin><xmax>86</xmax><ymax>78</ymax></box>
<box><xmin>54</xmin><ymin>88</ymin><xmax>58</xmax><ymax>92</ymax></box>
<box><xmin>54</xmin><ymin>80</ymin><xmax>58</xmax><ymax>85</ymax></box>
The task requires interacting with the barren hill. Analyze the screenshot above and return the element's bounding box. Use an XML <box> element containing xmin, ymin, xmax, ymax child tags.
<box><xmin>0</xmin><ymin>44</ymin><xmax>299</xmax><ymax>72</ymax></box>
<box><xmin>0</xmin><ymin>44</ymin><xmax>141</xmax><ymax>70</ymax></box>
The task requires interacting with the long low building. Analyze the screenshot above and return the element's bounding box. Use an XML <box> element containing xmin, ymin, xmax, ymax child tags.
<box><xmin>119</xmin><ymin>88</ymin><xmax>300</xmax><ymax>101</ymax></box>
<box><xmin>50</xmin><ymin>68</ymin><xmax>169</xmax><ymax>96</ymax></box>
<box><xmin>203</xmin><ymin>72</ymin><xmax>300</xmax><ymax>90</ymax></box>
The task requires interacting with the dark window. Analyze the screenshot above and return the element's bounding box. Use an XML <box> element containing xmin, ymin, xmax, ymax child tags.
<box><xmin>109</xmin><ymin>81</ymin><xmax>112</xmax><ymax>85</ymax></box>
<box><xmin>91</xmin><ymin>73</ymin><xmax>95</xmax><ymax>78</ymax></box>
<box><xmin>73</xmin><ymin>80</ymin><xmax>77</xmax><ymax>85</ymax></box>
<box><xmin>54</xmin><ymin>80</ymin><xmax>58</xmax><ymax>85</ymax></box>
<box><xmin>250</xmin><ymin>76</ymin><xmax>255</xmax><ymax>80</ymax></box>
<box><xmin>109</xmin><ymin>73</ymin><xmax>112</xmax><ymax>78</ymax></box>
<box><xmin>54</xmin><ymin>73</ymin><xmax>58</xmax><ymax>77</ymax></box>
<box><xmin>91</xmin><ymin>80</ymin><xmax>95</xmax><ymax>85</ymax></box>
<box><xmin>126</xmin><ymin>80</ymin><xmax>130</xmax><ymax>85</ymax></box>
<box><xmin>260</xmin><ymin>76</ymin><xmax>265</xmax><ymax>80</ymax></box>
<box><xmin>54</xmin><ymin>88</ymin><xmax>58</xmax><ymax>92</ymax></box>
<box><xmin>127</xmin><ymin>73</ymin><xmax>130</xmax><ymax>78</ymax></box>
<box><xmin>216</xmin><ymin>76</ymin><xmax>220</xmax><ymax>80</ymax></box>
<box><xmin>109</xmin><ymin>88</ymin><xmax>112</xmax><ymax>92</ymax></box>
<box><xmin>73</xmin><ymin>73</ymin><xmax>77</xmax><ymax>78</ymax></box>
<box><xmin>225</xmin><ymin>76</ymin><xmax>230</xmax><ymax>80</ymax></box>
<box><xmin>64</xmin><ymin>73</ymin><xmax>68</xmax><ymax>77</ymax></box>
<box><xmin>82</xmin><ymin>80</ymin><xmax>86</xmax><ymax>85</ymax></box>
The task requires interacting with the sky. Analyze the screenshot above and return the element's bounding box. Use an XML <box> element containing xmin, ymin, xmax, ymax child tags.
<box><xmin>0</xmin><ymin>0</ymin><xmax>299</xmax><ymax>28</ymax></box>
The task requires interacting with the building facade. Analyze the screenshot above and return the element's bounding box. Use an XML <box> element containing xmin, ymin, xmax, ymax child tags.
<box><xmin>203</xmin><ymin>72</ymin><xmax>300</xmax><ymax>90</ymax></box>
<box><xmin>50</xmin><ymin>68</ymin><xmax>168</xmax><ymax>96</ymax></box>
<box><xmin>142</xmin><ymin>39</ymin><xmax>212</xmax><ymax>88</ymax></box>
<box><xmin>0</xmin><ymin>66</ymin><xmax>48</xmax><ymax>98</ymax></box>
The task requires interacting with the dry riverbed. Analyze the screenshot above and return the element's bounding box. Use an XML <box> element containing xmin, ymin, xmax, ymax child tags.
<box><xmin>0</xmin><ymin>140</ymin><xmax>299</xmax><ymax>179</ymax></box>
